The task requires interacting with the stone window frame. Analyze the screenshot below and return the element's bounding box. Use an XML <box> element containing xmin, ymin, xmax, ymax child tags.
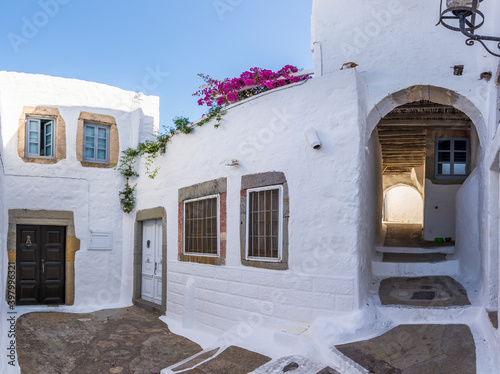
<box><xmin>7</xmin><ymin>210</ymin><xmax>80</xmax><ymax>306</ymax></box>
<box><xmin>76</xmin><ymin>111</ymin><xmax>119</xmax><ymax>168</ymax></box>
<box><xmin>245</xmin><ymin>185</ymin><xmax>284</xmax><ymax>262</ymax></box>
<box><xmin>133</xmin><ymin>207</ymin><xmax>167</xmax><ymax>314</ymax></box>
<box><xmin>178</xmin><ymin>178</ymin><xmax>227</xmax><ymax>266</ymax></box>
<box><xmin>183</xmin><ymin>194</ymin><xmax>221</xmax><ymax>257</ymax></box>
<box><xmin>240</xmin><ymin>172</ymin><xmax>289</xmax><ymax>270</ymax></box>
<box><xmin>17</xmin><ymin>106</ymin><xmax>66</xmax><ymax>164</ymax></box>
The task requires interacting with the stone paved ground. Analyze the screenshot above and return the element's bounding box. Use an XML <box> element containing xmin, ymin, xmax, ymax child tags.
<box><xmin>379</xmin><ymin>276</ymin><xmax>470</xmax><ymax>307</ymax></box>
<box><xmin>336</xmin><ymin>324</ymin><xmax>476</xmax><ymax>374</ymax></box>
<box><xmin>383</xmin><ymin>223</ymin><xmax>454</xmax><ymax>249</ymax></box>
<box><xmin>16</xmin><ymin>306</ymin><xmax>202</xmax><ymax>374</ymax></box>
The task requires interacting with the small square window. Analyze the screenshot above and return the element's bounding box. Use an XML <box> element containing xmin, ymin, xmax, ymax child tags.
<box><xmin>25</xmin><ymin>117</ymin><xmax>55</xmax><ymax>158</ymax></box>
<box><xmin>435</xmin><ymin>138</ymin><xmax>469</xmax><ymax>179</ymax></box>
<box><xmin>246</xmin><ymin>185</ymin><xmax>283</xmax><ymax>261</ymax></box>
<box><xmin>183</xmin><ymin>195</ymin><xmax>219</xmax><ymax>256</ymax></box>
<box><xmin>83</xmin><ymin>122</ymin><xmax>110</xmax><ymax>163</ymax></box>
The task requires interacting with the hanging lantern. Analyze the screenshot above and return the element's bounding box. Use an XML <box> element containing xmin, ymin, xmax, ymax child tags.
<box><xmin>437</xmin><ymin>0</ymin><xmax>500</xmax><ymax>57</ymax></box>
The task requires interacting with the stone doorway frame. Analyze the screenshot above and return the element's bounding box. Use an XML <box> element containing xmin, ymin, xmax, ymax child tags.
<box><xmin>7</xmin><ymin>209</ymin><xmax>80</xmax><ymax>306</ymax></box>
<box><xmin>133</xmin><ymin>207</ymin><xmax>167</xmax><ymax>314</ymax></box>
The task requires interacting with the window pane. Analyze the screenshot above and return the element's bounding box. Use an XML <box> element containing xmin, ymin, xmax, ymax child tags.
<box><xmin>85</xmin><ymin>147</ymin><xmax>95</xmax><ymax>159</ymax></box>
<box><xmin>97</xmin><ymin>138</ymin><xmax>107</xmax><ymax>149</ymax></box>
<box><xmin>29</xmin><ymin>143</ymin><xmax>38</xmax><ymax>154</ymax></box>
<box><xmin>438</xmin><ymin>140</ymin><xmax>451</xmax><ymax>150</ymax></box>
<box><xmin>438</xmin><ymin>152</ymin><xmax>450</xmax><ymax>162</ymax></box>
<box><xmin>45</xmin><ymin>134</ymin><xmax>52</xmax><ymax>146</ymax></box>
<box><xmin>98</xmin><ymin>128</ymin><xmax>107</xmax><ymax>138</ymax></box>
<box><xmin>441</xmin><ymin>163</ymin><xmax>451</xmax><ymax>175</ymax></box>
<box><xmin>85</xmin><ymin>136</ymin><xmax>94</xmax><ymax>148</ymax></box>
<box><xmin>45</xmin><ymin>145</ymin><xmax>52</xmax><ymax>156</ymax></box>
<box><xmin>454</xmin><ymin>140</ymin><xmax>467</xmax><ymax>151</ymax></box>
<box><xmin>29</xmin><ymin>121</ymin><xmax>39</xmax><ymax>131</ymax></box>
<box><xmin>97</xmin><ymin>149</ymin><xmax>106</xmax><ymax>160</ymax></box>
<box><xmin>85</xmin><ymin>126</ymin><xmax>95</xmax><ymax>136</ymax></box>
<box><xmin>29</xmin><ymin>132</ymin><xmax>39</xmax><ymax>142</ymax></box>
<box><xmin>454</xmin><ymin>164</ymin><xmax>467</xmax><ymax>175</ymax></box>
<box><xmin>45</xmin><ymin>123</ymin><xmax>52</xmax><ymax>135</ymax></box>
<box><xmin>454</xmin><ymin>152</ymin><xmax>467</xmax><ymax>163</ymax></box>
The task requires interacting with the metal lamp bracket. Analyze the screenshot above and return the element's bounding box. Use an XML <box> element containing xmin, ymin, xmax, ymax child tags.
<box><xmin>437</xmin><ymin>0</ymin><xmax>500</xmax><ymax>57</ymax></box>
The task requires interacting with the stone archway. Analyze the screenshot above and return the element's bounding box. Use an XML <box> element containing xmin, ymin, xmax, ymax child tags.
<box><xmin>366</xmin><ymin>85</ymin><xmax>487</xmax><ymax>281</ymax></box>
<box><xmin>366</xmin><ymin>85</ymin><xmax>486</xmax><ymax>150</ymax></box>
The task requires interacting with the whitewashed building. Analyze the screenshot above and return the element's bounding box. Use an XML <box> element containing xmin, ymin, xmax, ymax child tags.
<box><xmin>2</xmin><ymin>0</ymin><xmax>500</xmax><ymax>372</ymax></box>
<box><xmin>0</xmin><ymin>72</ymin><xmax>159</xmax><ymax>371</ymax></box>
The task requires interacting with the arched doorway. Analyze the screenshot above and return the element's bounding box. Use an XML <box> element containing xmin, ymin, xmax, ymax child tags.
<box><xmin>366</xmin><ymin>85</ymin><xmax>486</xmax><ymax>281</ymax></box>
<box><xmin>383</xmin><ymin>185</ymin><xmax>423</xmax><ymax>224</ymax></box>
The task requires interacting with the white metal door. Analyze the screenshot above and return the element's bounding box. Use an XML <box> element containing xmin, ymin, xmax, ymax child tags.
<box><xmin>141</xmin><ymin>219</ymin><xmax>162</xmax><ymax>305</ymax></box>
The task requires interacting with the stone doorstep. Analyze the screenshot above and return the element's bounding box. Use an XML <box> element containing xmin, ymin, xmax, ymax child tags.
<box><xmin>376</xmin><ymin>245</ymin><xmax>455</xmax><ymax>255</ymax></box>
<box><xmin>133</xmin><ymin>298</ymin><xmax>163</xmax><ymax>315</ymax></box>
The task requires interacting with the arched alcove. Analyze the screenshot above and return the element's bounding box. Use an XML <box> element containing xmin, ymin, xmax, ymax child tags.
<box><xmin>383</xmin><ymin>185</ymin><xmax>423</xmax><ymax>224</ymax></box>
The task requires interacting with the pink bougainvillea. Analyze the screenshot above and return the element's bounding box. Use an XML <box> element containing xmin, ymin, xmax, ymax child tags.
<box><xmin>193</xmin><ymin>65</ymin><xmax>311</xmax><ymax>107</ymax></box>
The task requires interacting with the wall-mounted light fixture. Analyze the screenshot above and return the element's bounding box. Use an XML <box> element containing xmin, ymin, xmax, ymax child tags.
<box><xmin>305</xmin><ymin>127</ymin><xmax>322</xmax><ymax>150</ymax></box>
<box><xmin>437</xmin><ymin>0</ymin><xmax>500</xmax><ymax>57</ymax></box>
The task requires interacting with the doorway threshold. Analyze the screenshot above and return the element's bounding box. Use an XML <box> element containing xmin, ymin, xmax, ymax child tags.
<box><xmin>133</xmin><ymin>298</ymin><xmax>163</xmax><ymax>315</ymax></box>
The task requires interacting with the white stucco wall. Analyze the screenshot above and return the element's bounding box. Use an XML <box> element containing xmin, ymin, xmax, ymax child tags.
<box><xmin>135</xmin><ymin>71</ymin><xmax>363</xmax><ymax>335</ymax></box>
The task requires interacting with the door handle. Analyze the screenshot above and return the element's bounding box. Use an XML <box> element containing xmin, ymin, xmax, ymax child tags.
<box><xmin>42</xmin><ymin>259</ymin><xmax>45</xmax><ymax>273</ymax></box>
<box><xmin>154</xmin><ymin>263</ymin><xmax>157</xmax><ymax>275</ymax></box>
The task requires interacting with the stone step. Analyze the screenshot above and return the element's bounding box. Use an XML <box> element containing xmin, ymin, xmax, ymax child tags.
<box><xmin>335</xmin><ymin>324</ymin><xmax>477</xmax><ymax>374</ymax></box>
<box><xmin>378</xmin><ymin>276</ymin><xmax>471</xmax><ymax>307</ymax></box>
<box><xmin>376</xmin><ymin>245</ymin><xmax>455</xmax><ymax>254</ymax></box>
<box><xmin>382</xmin><ymin>252</ymin><xmax>447</xmax><ymax>263</ymax></box>
<box><xmin>371</xmin><ymin>258</ymin><xmax>459</xmax><ymax>277</ymax></box>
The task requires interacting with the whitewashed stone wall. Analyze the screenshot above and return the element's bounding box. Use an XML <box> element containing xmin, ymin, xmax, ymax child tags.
<box><xmin>135</xmin><ymin>72</ymin><xmax>363</xmax><ymax>333</ymax></box>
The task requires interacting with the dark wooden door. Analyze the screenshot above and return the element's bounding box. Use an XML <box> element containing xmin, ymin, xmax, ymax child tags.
<box><xmin>16</xmin><ymin>225</ymin><xmax>66</xmax><ymax>305</ymax></box>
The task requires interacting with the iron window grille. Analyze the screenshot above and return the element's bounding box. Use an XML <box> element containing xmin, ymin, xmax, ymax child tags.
<box><xmin>246</xmin><ymin>185</ymin><xmax>283</xmax><ymax>261</ymax></box>
<box><xmin>183</xmin><ymin>195</ymin><xmax>220</xmax><ymax>256</ymax></box>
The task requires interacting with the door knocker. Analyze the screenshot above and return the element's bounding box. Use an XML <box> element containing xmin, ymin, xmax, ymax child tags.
<box><xmin>26</xmin><ymin>236</ymin><xmax>32</xmax><ymax>248</ymax></box>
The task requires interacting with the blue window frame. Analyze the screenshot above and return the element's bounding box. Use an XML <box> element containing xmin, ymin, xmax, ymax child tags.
<box><xmin>83</xmin><ymin>122</ymin><xmax>110</xmax><ymax>163</ymax></box>
<box><xmin>25</xmin><ymin>117</ymin><xmax>55</xmax><ymax>158</ymax></box>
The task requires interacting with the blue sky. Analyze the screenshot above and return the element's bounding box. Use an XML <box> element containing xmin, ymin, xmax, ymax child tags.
<box><xmin>0</xmin><ymin>0</ymin><xmax>314</xmax><ymax>129</ymax></box>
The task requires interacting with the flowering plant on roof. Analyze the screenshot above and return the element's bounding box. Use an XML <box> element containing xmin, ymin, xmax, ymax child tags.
<box><xmin>193</xmin><ymin>65</ymin><xmax>311</xmax><ymax>107</ymax></box>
